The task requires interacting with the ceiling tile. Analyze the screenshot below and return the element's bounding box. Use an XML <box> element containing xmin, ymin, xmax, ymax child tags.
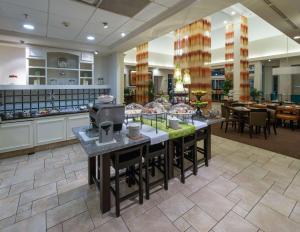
<box><xmin>48</xmin><ymin>13</ymin><xmax>86</xmax><ymax>32</ymax></box>
<box><xmin>120</xmin><ymin>19</ymin><xmax>145</xmax><ymax>32</ymax></box>
<box><xmin>0</xmin><ymin>1</ymin><xmax>48</xmax><ymax>25</ymax></box>
<box><xmin>98</xmin><ymin>31</ymin><xmax>122</xmax><ymax>47</ymax></box>
<box><xmin>133</xmin><ymin>2</ymin><xmax>167</xmax><ymax>22</ymax></box>
<box><xmin>47</xmin><ymin>26</ymin><xmax>79</xmax><ymax>41</ymax></box>
<box><xmin>0</xmin><ymin>0</ymin><xmax>48</xmax><ymax>12</ymax></box>
<box><xmin>0</xmin><ymin>16</ymin><xmax>47</xmax><ymax>36</ymax></box>
<box><xmin>49</xmin><ymin>0</ymin><xmax>95</xmax><ymax>21</ymax></box>
<box><xmin>75</xmin><ymin>31</ymin><xmax>106</xmax><ymax>44</ymax></box>
<box><xmin>151</xmin><ymin>0</ymin><xmax>182</xmax><ymax>8</ymax></box>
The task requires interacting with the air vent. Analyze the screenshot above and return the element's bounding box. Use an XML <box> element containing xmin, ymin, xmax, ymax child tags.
<box><xmin>263</xmin><ymin>0</ymin><xmax>298</xmax><ymax>30</ymax></box>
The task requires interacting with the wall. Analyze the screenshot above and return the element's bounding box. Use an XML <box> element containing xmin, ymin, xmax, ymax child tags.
<box><xmin>0</xmin><ymin>45</ymin><xmax>26</xmax><ymax>85</ymax></box>
<box><xmin>94</xmin><ymin>55</ymin><xmax>109</xmax><ymax>85</ymax></box>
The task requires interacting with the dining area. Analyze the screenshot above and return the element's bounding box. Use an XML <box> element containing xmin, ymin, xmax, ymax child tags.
<box><xmin>220</xmin><ymin>101</ymin><xmax>300</xmax><ymax>140</ymax></box>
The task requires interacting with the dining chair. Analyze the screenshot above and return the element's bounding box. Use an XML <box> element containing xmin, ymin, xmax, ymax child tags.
<box><xmin>246</xmin><ymin>109</ymin><xmax>268</xmax><ymax>139</ymax></box>
<box><xmin>267</xmin><ymin>108</ymin><xmax>277</xmax><ymax>135</ymax></box>
<box><xmin>221</xmin><ymin>105</ymin><xmax>237</xmax><ymax>133</ymax></box>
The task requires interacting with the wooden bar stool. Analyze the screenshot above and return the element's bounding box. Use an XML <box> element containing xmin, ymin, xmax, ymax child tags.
<box><xmin>195</xmin><ymin>128</ymin><xmax>209</xmax><ymax>167</ymax></box>
<box><xmin>110</xmin><ymin>145</ymin><xmax>144</xmax><ymax>217</ymax></box>
<box><xmin>144</xmin><ymin>142</ymin><xmax>168</xmax><ymax>200</ymax></box>
<box><xmin>173</xmin><ymin>133</ymin><xmax>197</xmax><ymax>184</ymax></box>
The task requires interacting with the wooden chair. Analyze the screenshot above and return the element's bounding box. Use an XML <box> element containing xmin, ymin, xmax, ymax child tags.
<box><xmin>246</xmin><ymin>109</ymin><xmax>268</xmax><ymax>139</ymax></box>
<box><xmin>267</xmin><ymin>108</ymin><xmax>277</xmax><ymax>135</ymax></box>
<box><xmin>221</xmin><ymin>105</ymin><xmax>237</xmax><ymax>133</ymax></box>
<box><xmin>173</xmin><ymin>133</ymin><xmax>197</xmax><ymax>184</ymax></box>
<box><xmin>144</xmin><ymin>142</ymin><xmax>168</xmax><ymax>200</ymax></box>
<box><xmin>110</xmin><ymin>145</ymin><xmax>144</xmax><ymax>217</ymax></box>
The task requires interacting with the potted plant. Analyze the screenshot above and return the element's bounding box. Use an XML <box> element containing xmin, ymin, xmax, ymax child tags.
<box><xmin>251</xmin><ymin>88</ymin><xmax>261</xmax><ymax>102</ymax></box>
<box><xmin>223</xmin><ymin>79</ymin><xmax>233</xmax><ymax>100</ymax></box>
<box><xmin>148</xmin><ymin>80</ymin><xmax>155</xmax><ymax>102</ymax></box>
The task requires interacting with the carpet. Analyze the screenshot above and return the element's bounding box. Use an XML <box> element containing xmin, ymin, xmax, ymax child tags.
<box><xmin>211</xmin><ymin>123</ymin><xmax>300</xmax><ymax>159</ymax></box>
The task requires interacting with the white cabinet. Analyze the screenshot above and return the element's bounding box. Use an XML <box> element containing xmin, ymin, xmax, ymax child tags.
<box><xmin>35</xmin><ymin>117</ymin><xmax>66</xmax><ymax>146</ymax></box>
<box><xmin>27</xmin><ymin>47</ymin><xmax>46</xmax><ymax>58</ymax></box>
<box><xmin>0</xmin><ymin>121</ymin><xmax>34</xmax><ymax>153</ymax></box>
<box><xmin>67</xmin><ymin>113</ymin><xmax>89</xmax><ymax>139</ymax></box>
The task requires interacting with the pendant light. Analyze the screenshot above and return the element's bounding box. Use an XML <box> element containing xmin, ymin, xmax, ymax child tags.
<box><xmin>183</xmin><ymin>69</ymin><xmax>191</xmax><ymax>84</ymax></box>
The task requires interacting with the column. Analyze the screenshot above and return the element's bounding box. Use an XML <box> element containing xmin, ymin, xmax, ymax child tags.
<box><xmin>253</xmin><ymin>61</ymin><xmax>263</xmax><ymax>91</ymax></box>
<box><xmin>278</xmin><ymin>59</ymin><xmax>292</xmax><ymax>101</ymax></box>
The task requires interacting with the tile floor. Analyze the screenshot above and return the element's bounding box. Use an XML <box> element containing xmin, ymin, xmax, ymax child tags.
<box><xmin>0</xmin><ymin>135</ymin><xmax>300</xmax><ymax>232</ymax></box>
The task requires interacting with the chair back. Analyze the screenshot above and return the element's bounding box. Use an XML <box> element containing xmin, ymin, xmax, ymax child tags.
<box><xmin>249</xmin><ymin>109</ymin><xmax>267</xmax><ymax>127</ymax></box>
<box><xmin>267</xmin><ymin>109</ymin><xmax>276</xmax><ymax>121</ymax></box>
<box><xmin>221</xmin><ymin>105</ymin><xmax>230</xmax><ymax>120</ymax></box>
<box><xmin>113</xmin><ymin>145</ymin><xmax>144</xmax><ymax>169</ymax></box>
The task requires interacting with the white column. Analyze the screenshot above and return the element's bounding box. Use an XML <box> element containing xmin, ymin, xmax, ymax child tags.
<box><xmin>278</xmin><ymin>59</ymin><xmax>292</xmax><ymax>101</ymax></box>
<box><xmin>254</xmin><ymin>61</ymin><xmax>262</xmax><ymax>91</ymax></box>
<box><xmin>106</xmin><ymin>52</ymin><xmax>125</xmax><ymax>104</ymax></box>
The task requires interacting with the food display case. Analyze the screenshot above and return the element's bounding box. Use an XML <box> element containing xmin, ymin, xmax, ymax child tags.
<box><xmin>168</xmin><ymin>103</ymin><xmax>196</xmax><ymax>124</ymax></box>
<box><xmin>124</xmin><ymin>103</ymin><xmax>144</xmax><ymax>126</ymax></box>
<box><xmin>142</xmin><ymin>101</ymin><xmax>166</xmax><ymax>133</ymax></box>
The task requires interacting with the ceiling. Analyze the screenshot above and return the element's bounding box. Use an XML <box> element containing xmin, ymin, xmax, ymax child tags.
<box><xmin>0</xmin><ymin>0</ymin><xmax>186</xmax><ymax>51</ymax></box>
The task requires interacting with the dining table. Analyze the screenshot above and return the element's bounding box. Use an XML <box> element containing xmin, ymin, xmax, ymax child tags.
<box><xmin>230</xmin><ymin>106</ymin><xmax>251</xmax><ymax>133</ymax></box>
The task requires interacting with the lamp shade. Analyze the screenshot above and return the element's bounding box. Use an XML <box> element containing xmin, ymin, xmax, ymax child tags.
<box><xmin>183</xmin><ymin>69</ymin><xmax>191</xmax><ymax>84</ymax></box>
<box><xmin>174</xmin><ymin>81</ymin><xmax>185</xmax><ymax>92</ymax></box>
<box><xmin>174</xmin><ymin>65</ymin><xmax>182</xmax><ymax>80</ymax></box>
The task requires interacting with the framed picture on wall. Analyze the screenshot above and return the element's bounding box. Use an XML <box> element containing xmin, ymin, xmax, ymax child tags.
<box><xmin>129</xmin><ymin>70</ymin><xmax>137</xmax><ymax>86</ymax></box>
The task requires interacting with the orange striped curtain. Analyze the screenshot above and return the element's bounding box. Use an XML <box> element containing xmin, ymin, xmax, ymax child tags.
<box><xmin>174</xmin><ymin>19</ymin><xmax>212</xmax><ymax>107</ymax></box>
<box><xmin>136</xmin><ymin>42</ymin><xmax>149</xmax><ymax>104</ymax></box>
<box><xmin>225</xmin><ymin>23</ymin><xmax>234</xmax><ymax>81</ymax></box>
<box><xmin>239</xmin><ymin>16</ymin><xmax>250</xmax><ymax>101</ymax></box>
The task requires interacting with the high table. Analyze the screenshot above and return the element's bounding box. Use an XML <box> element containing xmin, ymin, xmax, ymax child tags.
<box><xmin>73</xmin><ymin>117</ymin><xmax>222</xmax><ymax>214</ymax></box>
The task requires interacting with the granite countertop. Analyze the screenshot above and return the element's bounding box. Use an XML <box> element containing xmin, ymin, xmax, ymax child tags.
<box><xmin>72</xmin><ymin>126</ymin><xmax>150</xmax><ymax>158</ymax></box>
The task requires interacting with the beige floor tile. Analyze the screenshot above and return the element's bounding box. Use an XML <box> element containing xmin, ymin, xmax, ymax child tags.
<box><xmin>213</xmin><ymin>211</ymin><xmax>257</xmax><ymax>232</ymax></box>
<box><xmin>93</xmin><ymin>217</ymin><xmax>129</xmax><ymax>232</ymax></box>
<box><xmin>246</xmin><ymin>203</ymin><xmax>299</xmax><ymax>232</ymax></box>
<box><xmin>126</xmin><ymin>207</ymin><xmax>179</xmax><ymax>232</ymax></box>
<box><xmin>62</xmin><ymin>211</ymin><xmax>94</xmax><ymax>232</ymax></box>
<box><xmin>19</xmin><ymin>183</ymin><xmax>57</xmax><ymax>205</ymax></box>
<box><xmin>0</xmin><ymin>186</ymin><xmax>10</xmax><ymax>199</ymax></box>
<box><xmin>173</xmin><ymin>217</ymin><xmax>191</xmax><ymax>232</ymax></box>
<box><xmin>183</xmin><ymin>175</ymin><xmax>210</xmax><ymax>196</ymax></box>
<box><xmin>291</xmin><ymin>172</ymin><xmax>300</xmax><ymax>186</ymax></box>
<box><xmin>158</xmin><ymin>193</ymin><xmax>194</xmax><ymax>222</ymax></box>
<box><xmin>290</xmin><ymin>202</ymin><xmax>300</xmax><ymax>224</ymax></box>
<box><xmin>0</xmin><ymin>172</ymin><xmax>34</xmax><ymax>188</ymax></box>
<box><xmin>227</xmin><ymin>186</ymin><xmax>260</xmax><ymax>212</ymax></box>
<box><xmin>189</xmin><ymin>187</ymin><xmax>235</xmax><ymax>221</ymax></box>
<box><xmin>47</xmin><ymin>224</ymin><xmax>62</xmax><ymax>232</ymax></box>
<box><xmin>64</xmin><ymin>161</ymin><xmax>87</xmax><ymax>174</ymax></box>
<box><xmin>240</xmin><ymin>164</ymin><xmax>268</xmax><ymax>180</ymax></box>
<box><xmin>0</xmin><ymin>215</ymin><xmax>16</xmax><ymax>230</ymax></box>
<box><xmin>197</xmin><ymin>166</ymin><xmax>223</xmax><ymax>181</ymax></box>
<box><xmin>34</xmin><ymin>168</ymin><xmax>65</xmax><ymax>188</ymax></box>
<box><xmin>46</xmin><ymin>198</ymin><xmax>87</xmax><ymax>228</ymax></box>
<box><xmin>207</xmin><ymin>176</ymin><xmax>237</xmax><ymax>196</ymax></box>
<box><xmin>32</xmin><ymin>194</ymin><xmax>58</xmax><ymax>215</ymax></box>
<box><xmin>285</xmin><ymin>184</ymin><xmax>300</xmax><ymax>201</ymax></box>
<box><xmin>9</xmin><ymin>180</ymin><xmax>34</xmax><ymax>196</ymax></box>
<box><xmin>232</xmin><ymin>205</ymin><xmax>248</xmax><ymax>218</ymax></box>
<box><xmin>182</xmin><ymin>206</ymin><xmax>217</xmax><ymax>232</ymax></box>
<box><xmin>261</xmin><ymin>190</ymin><xmax>296</xmax><ymax>216</ymax></box>
<box><xmin>0</xmin><ymin>195</ymin><xmax>19</xmax><ymax>221</ymax></box>
<box><xmin>0</xmin><ymin>155</ymin><xmax>28</xmax><ymax>165</ymax></box>
<box><xmin>2</xmin><ymin>213</ymin><xmax>46</xmax><ymax>232</ymax></box>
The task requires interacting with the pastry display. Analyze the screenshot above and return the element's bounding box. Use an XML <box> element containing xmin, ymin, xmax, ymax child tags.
<box><xmin>169</xmin><ymin>103</ymin><xmax>196</xmax><ymax>115</ymax></box>
<box><xmin>155</xmin><ymin>97</ymin><xmax>171</xmax><ymax>110</ymax></box>
<box><xmin>142</xmin><ymin>102</ymin><xmax>166</xmax><ymax>115</ymax></box>
<box><xmin>125</xmin><ymin>103</ymin><xmax>144</xmax><ymax>117</ymax></box>
<box><xmin>96</xmin><ymin>95</ymin><xmax>114</xmax><ymax>103</ymax></box>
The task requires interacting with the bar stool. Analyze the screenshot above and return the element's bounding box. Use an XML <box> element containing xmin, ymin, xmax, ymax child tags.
<box><xmin>144</xmin><ymin>142</ymin><xmax>168</xmax><ymax>200</ymax></box>
<box><xmin>110</xmin><ymin>145</ymin><xmax>144</xmax><ymax>217</ymax></box>
<box><xmin>173</xmin><ymin>133</ymin><xmax>197</xmax><ymax>184</ymax></box>
<box><xmin>195</xmin><ymin>128</ymin><xmax>209</xmax><ymax>167</ymax></box>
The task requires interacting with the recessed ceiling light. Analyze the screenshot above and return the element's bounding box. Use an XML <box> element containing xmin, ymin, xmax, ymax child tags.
<box><xmin>294</xmin><ymin>36</ymin><xmax>300</xmax><ymax>39</ymax></box>
<box><xmin>103</xmin><ymin>22</ymin><xmax>108</xmax><ymax>29</ymax></box>
<box><xmin>268</xmin><ymin>59</ymin><xmax>271</xmax><ymax>62</ymax></box>
<box><xmin>23</xmin><ymin>24</ymin><xmax>34</xmax><ymax>30</ymax></box>
<box><xmin>231</xmin><ymin>11</ymin><xmax>236</xmax><ymax>15</ymax></box>
<box><xmin>121</xmin><ymin>32</ymin><xmax>126</xmax><ymax>37</ymax></box>
<box><xmin>94</xmin><ymin>51</ymin><xmax>98</xmax><ymax>55</ymax></box>
<box><xmin>223</xmin><ymin>20</ymin><xmax>228</xmax><ymax>24</ymax></box>
<box><xmin>86</xmin><ymin>35</ymin><xmax>95</xmax><ymax>41</ymax></box>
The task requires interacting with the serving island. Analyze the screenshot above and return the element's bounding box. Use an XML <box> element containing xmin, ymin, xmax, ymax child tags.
<box><xmin>73</xmin><ymin>116</ymin><xmax>222</xmax><ymax>213</ymax></box>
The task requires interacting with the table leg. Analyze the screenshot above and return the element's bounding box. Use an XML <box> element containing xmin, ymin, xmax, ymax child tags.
<box><xmin>100</xmin><ymin>154</ymin><xmax>111</xmax><ymax>214</ymax></box>
<box><xmin>204</xmin><ymin>126</ymin><xmax>211</xmax><ymax>163</ymax></box>
<box><xmin>88</xmin><ymin>157</ymin><xmax>96</xmax><ymax>185</ymax></box>
<box><xmin>167</xmin><ymin>140</ymin><xmax>174</xmax><ymax>179</ymax></box>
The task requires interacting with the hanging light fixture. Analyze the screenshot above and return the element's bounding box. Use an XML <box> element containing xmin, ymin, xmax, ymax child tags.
<box><xmin>183</xmin><ymin>69</ymin><xmax>191</xmax><ymax>84</ymax></box>
<box><xmin>174</xmin><ymin>64</ymin><xmax>182</xmax><ymax>80</ymax></box>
